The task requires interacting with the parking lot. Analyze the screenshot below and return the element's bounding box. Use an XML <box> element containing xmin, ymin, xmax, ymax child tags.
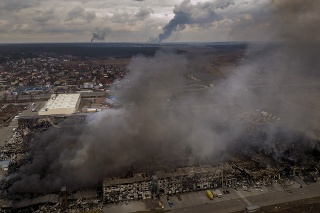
<box><xmin>0</xmin><ymin>112</ymin><xmax>18</xmax><ymax>147</ymax></box>
<box><xmin>102</xmin><ymin>178</ymin><xmax>320</xmax><ymax>213</ymax></box>
<box><xmin>102</xmin><ymin>187</ymin><xmax>276</xmax><ymax>213</ymax></box>
<box><xmin>159</xmin><ymin>187</ymin><xmax>273</xmax><ymax>211</ymax></box>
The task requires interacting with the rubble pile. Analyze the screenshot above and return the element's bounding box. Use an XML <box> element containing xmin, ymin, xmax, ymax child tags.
<box><xmin>64</xmin><ymin>198</ymin><xmax>103</xmax><ymax>213</ymax></box>
<box><xmin>33</xmin><ymin>198</ymin><xmax>103</xmax><ymax>213</ymax></box>
<box><xmin>1</xmin><ymin>112</ymin><xmax>320</xmax><ymax>210</ymax></box>
<box><xmin>0</xmin><ymin>128</ymin><xmax>25</xmax><ymax>161</ymax></box>
<box><xmin>11</xmin><ymin>190</ymin><xmax>104</xmax><ymax>213</ymax></box>
<box><xmin>232</xmin><ymin>154</ymin><xmax>285</xmax><ymax>186</ymax></box>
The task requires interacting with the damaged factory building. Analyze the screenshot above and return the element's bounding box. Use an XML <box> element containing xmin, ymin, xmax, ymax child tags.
<box><xmin>103</xmin><ymin>152</ymin><xmax>320</xmax><ymax>204</ymax></box>
<box><xmin>103</xmin><ymin>164</ymin><xmax>238</xmax><ymax>203</ymax></box>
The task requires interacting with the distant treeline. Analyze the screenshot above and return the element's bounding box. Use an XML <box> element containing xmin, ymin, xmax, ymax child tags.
<box><xmin>0</xmin><ymin>42</ymin><xmax>250</xmax><ymax>60</ymax></box>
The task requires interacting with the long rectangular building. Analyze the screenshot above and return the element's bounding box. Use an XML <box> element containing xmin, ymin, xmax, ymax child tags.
<box><xmin>39</xmin><ymin>94</ymin><xmax>81</xmax><ymax>115</ymax></box>
<box><xmin>103</xmin><ymin>164</ymin><xmax>237</xmax><ymax>203</ymax></box>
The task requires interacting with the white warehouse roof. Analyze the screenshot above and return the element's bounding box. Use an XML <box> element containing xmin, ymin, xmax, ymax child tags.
<box><xmin>39</xmin><ymin>93</ymin><xmax>81</xmax><ymax>115</ymax></box>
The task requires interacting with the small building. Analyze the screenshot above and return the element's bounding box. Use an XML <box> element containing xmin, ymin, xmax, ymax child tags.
<box><xmin>39</xmin><ymin>93</ymin><xmax>81</xmax><ymax>115</ymax></box>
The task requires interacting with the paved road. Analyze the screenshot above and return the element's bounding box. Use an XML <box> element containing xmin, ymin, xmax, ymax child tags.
<box><xmin>247</xmin><ymin>183</ymin><xmax>320</xmax><ymax>207</ymax></box>
<box><xmin>0</xmin><ymin>102</ymin><xmax>36</xmax><ymax>146</ymax></box>
<box><xmin>0</xmin><ymin>117</ymin><xmax>18</xmax><ymax>146</ymax></box>
<box><xmin>166</xmin><ymin>198</ymin><xmax>248</xmax><ymax>213</ymax></box>
<box><xmin>168</xmin><ymin>183</ymin><xmax>320</xmax><ymax>213</ymax></box>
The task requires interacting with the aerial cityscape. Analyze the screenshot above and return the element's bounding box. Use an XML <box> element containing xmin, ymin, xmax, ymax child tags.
<box><xmin>0</xmin><ymin>0</ymin><xmax>320</xmax><ymax>213</ymax></box>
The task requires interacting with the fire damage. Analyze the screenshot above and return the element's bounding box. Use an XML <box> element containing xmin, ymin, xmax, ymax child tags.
<box><xmin>0</xmin><ymin>113</ymin><xmax>319</xmax><ymax>212</ymax></box>
<box><xmin>0</xmin><ymin>115</ymin><xmax>104</xmax><ymax>212</ymax></box>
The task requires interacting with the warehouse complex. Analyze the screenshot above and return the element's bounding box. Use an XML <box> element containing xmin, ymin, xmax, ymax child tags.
<box><xmin>38</xmin><ymin>94</ymin><xmax>81</xmax><ymax>115</ymax></box>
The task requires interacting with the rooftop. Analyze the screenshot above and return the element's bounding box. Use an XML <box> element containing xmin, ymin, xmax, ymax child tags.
<box><xmin>45</xmin><ymin>93</ymin><xmax>80</xmax><ymax>109</ymax></box>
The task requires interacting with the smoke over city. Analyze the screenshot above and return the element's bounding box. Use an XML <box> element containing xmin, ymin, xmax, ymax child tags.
<box><xmin>149</xmin><ymin>0</ymin><xmax>235</xmax><ymax>43</ymax></box>
<box><xmin>7</xmin><ymin>0</ymin><xmax>320</xmax><ymax>194</ymax></box>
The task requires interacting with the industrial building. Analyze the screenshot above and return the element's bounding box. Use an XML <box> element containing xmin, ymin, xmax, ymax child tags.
<box><xmin>39</xmin><ymin>94</ymin><xmax>81</xmax><ymax>115</ymax></box>
<box><xmin>103</xmin><ymin>164</ymin><xmax>237</xmax><ymax>203</ymax></box>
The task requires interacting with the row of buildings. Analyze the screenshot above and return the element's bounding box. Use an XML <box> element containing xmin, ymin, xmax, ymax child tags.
<box><xmin>103</xmin><ymin>164</ymin><xmax>239</xmax><ymax>203</ymax></box>
<box><xmin>103</xmin><ymin>156</ymin><xmax>320</xmax><ymax>204</ymax></box>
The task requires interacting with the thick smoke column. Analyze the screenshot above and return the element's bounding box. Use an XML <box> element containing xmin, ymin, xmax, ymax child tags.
<box><xmin>7</xmin><ymin>0</ymin><xmax>320</xmax><ymax>194</ymax></box>
<box><xmin>8</xmin><ymin>51</ymin><xmax>241</xmax><ymax>194</ymax></box>
<box><xmin>150</xmin><ymin>0</ymin><xmax>234</xmax><ymax>43</ymax></box>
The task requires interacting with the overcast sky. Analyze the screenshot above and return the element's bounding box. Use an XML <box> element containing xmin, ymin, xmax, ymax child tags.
<box><xmin>0</xmin><ymin>0</ymin><xmax>271</xmax><ymax>43</ymax></box>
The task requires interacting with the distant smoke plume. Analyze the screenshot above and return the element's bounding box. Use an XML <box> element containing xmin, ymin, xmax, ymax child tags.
<box><xmin>91</xmin><ymin>33</ymin><xmax>105</xmax><ymax>42</ymax></box>
<box><xmin>91</xmin><ymin>28</ymin><xmax>109</xmax><ymax>42</ymax></box>
<box><xmin>7</xmin><ymin>0</ymin><xmax>320</xmax><ymax>194</ymax></box>
<box><xmin>150</xmin><ymin>0</ymin><xmax>235</xmax><ymax>43</ymax></box>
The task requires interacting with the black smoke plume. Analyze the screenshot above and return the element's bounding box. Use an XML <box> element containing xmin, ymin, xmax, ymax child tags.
<box><xmin>91</xmin><ymin>28</ymin><xmax>109</xmax><ymax>42</ymax></box>
<box><xmin>150</xmin><ymin>0</ymin><xmax>235</xmax><ymax>43</ymax></box>
<box><xmin>91</xmin><ymin>32</ymin><xmax>105</xmax><ymax>42</ymax></box>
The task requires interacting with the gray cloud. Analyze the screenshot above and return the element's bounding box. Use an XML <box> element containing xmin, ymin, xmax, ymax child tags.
<box><xmin>110</xmin><ymin>7</ymin><xmax>153</xmax><ymax>24</ymax></box>
<box><xmin>33</xmin><ymin>8</ymin><xmax>55</xmax><ymax>23</ymax></box>
<box><xmin>0</xmin><ymin>0</ymin><xmax>238</xmax><ymax>42</ymax></box>
<box><xmin>65</xmin><ymin>6</ymin><xmax>96</xmax><ymax>23</ymax></box>
<box><xmin>0</xmin><ymin>0</ymin><xmax>41</xmax><ymax>12</ymax></box>
<box><xmin>0</xmin><ymin>1</ymin><xmax>317</xmax><ymax>45</ymax></box>
<box><xmin>134</xmin><ymin>7</ymin><xmax>154</xmax><ymax>20</ymax></box>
